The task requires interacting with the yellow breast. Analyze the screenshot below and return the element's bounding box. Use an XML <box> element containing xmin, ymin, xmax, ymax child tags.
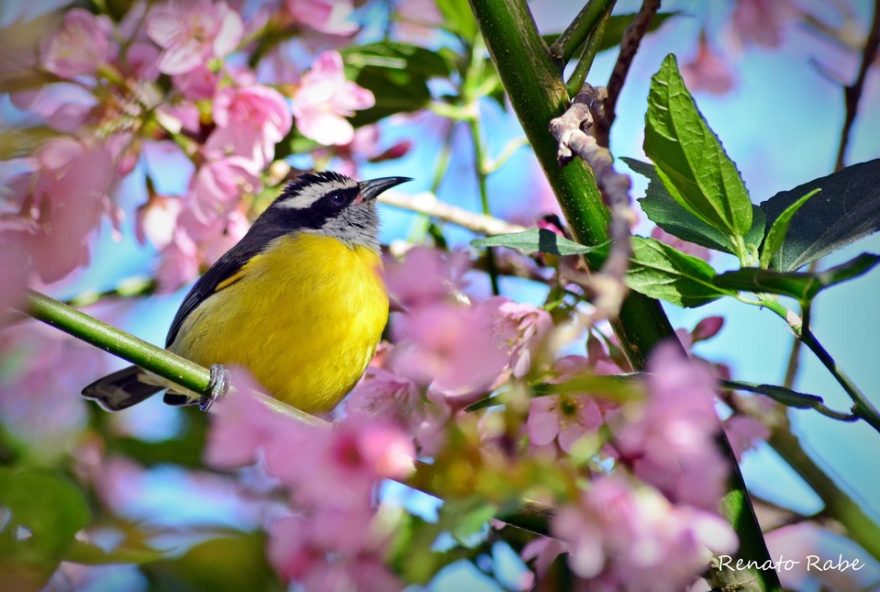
<box><xmin>169</xmin><ymin>233</ymin><xmax>388</xmax><ymax>413</ymax></box>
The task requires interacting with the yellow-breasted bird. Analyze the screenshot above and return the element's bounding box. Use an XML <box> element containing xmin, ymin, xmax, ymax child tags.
<box><xmin>82</xmin><ymin>171</ymin><xmax>410</xmax><ymax>413</ymax></box>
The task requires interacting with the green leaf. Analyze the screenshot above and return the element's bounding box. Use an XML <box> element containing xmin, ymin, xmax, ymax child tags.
<box><xmin>471</xmin><ymin>228</ymin><xmax>605</xmax><ymax>256</ymax></box>
<box><xmin>436</xmin><ymin>0</ymin><xmax>479</xmax><ymax>41</ymax></box>
<box><xmin>626</xmin><ymin>237</ymin><xmax>735</xmax><ymax>307</ymax></box>
<box><xmin>65</xmin><ymin>539</ymin><xmax>165</xmax><ymax>565</ymax></box>
<box><xmin>714</xmin><ymin>252</ymin><xmax>880</xmax><ymax>303</ymax></box>
<box><xmin>626</xmin><ymin>157</ymin><xmax>732</xmax><ymax>252</ymax></box>
<box><xmin>0</xmin><ymin>469</ymin><xmax>91</xmax><ymax>591</ymax></box>
<box><xmin>146</xmin><ymin>533</ymin><xmax>281</xmax><ymax>592</ymax></box>
<box><xmin>644</xmin><ymin>55</ymin><xmax>753</xmax><ymax>241</ymax></box>
<box><xmin>626</xmin><ymin>157</ymin><xmax>766</xmax><ymax>256</ymax></box>
<box><xmin>759</xmin><ymin>188</ymin><xmax>821</xmax><ymax>268</ymax></box>
<box><xmin>759</xmin><ymin>159</ymin><xmax>880</xmax><ymax>270</ymax></box>
<box><xmin>448</xmin><ymin>501</ymin><xmax>497</xmax><ymax>547</ymax></box>
<box><xmin>340</xmin><ymin>42</ymin><xmax>450</xmax><ymax>126</ymax></box>
<box><xmin>722</xmin><ymin>380</ymin><xmax>824</xmax><ymax>410</ymax></box>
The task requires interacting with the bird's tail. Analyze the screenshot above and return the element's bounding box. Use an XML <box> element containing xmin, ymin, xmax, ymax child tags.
<box><xmin>82</xmin><ymin>365</ymin><xmax>165</xmax><ymax>411</ymax></box>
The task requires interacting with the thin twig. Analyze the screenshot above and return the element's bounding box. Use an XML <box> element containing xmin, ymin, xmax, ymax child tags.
<box><xmin>835</xmin><ymin>0</ymin><xmax>880</xmax><ymax>171</ymax></box>
<box><xmin>565</xmin><ymin>5</ymin><xmax>614</xmax><ymax>96</ymax></box>
<box><xmin>549</xmin><ymin>0</ymin><xmax>616</xmax><ymax>63</ymax></box>
<box><xmin>379</xmin><ymin>191</ymin><xmax>527</xmax><ymax>236</ymax></box>
<box><xmin>468</xmin><ymin>117</ymin><xmax>501</xmax><ymax>294</ymax></box>
<box><xmin>595</xmin><ymin>0</ymin><xmax>661</xmax><ymax>147</ymax></box>
<box><xmin>549</xmin><ymin>84</ymin><xmax>635</xmax><ymax>320</ymax></box>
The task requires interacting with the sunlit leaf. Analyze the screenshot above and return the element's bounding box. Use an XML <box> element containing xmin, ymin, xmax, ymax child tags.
<box><xmin>436</xmin><ymin>0</ymin><xmax>479</xmax><ymax>41</ymax></box>
<box><xmin>644</xmin><ymin>55</ymin><xmax>753</xmax><ymax>241</ymax></box>
<box><xmin>627</xmin><ymin>237</ymin><xmax>735</xmax><ymax>307</ymax></box>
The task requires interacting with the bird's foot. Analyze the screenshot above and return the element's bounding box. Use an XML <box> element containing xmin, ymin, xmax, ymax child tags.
<box><xmin>200</xmin><ymin>364</ymin><xmax>230</xmax><ymax>412</ymax></box>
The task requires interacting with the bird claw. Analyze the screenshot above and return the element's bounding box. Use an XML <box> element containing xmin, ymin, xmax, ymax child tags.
<box><xmin>200</xmin><ymin>363</ymin><xmax>230</xmax><ymax>412</ymax></box>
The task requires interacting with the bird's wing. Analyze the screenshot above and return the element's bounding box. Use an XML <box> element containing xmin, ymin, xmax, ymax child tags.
<box><xmin>165</xmin><ymin>222</ymin><xmax>283</xmax><ymax>348</ymax></box>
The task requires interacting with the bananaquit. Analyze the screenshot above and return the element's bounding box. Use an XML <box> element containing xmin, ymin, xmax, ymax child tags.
<box><xmin>83</xmin><ymin>172</ymin><xmax>410</xmax><ymax>414</ymax></box>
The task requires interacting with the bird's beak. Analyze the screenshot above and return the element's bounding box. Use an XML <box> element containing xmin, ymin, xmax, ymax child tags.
<box><xmin>359</xmin><ymin>176</ymin><xmax>412</xmax><ymax>201</ymax></box>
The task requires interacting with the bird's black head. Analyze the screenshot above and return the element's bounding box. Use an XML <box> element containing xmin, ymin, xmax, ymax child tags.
<box><xmin>265</xmin><ymin>171</ymin><xmax>410</xmax><ymax>251</ymax></box>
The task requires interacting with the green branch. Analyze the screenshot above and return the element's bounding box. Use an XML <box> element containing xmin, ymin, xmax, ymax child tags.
<box><xmin>24</xmin><ymin>290</ymin><xmax>212</xmax><ymax>396</ymax></box>
<box><xmin>565</xmin><ymin>5</ymin><xmax>613</xmax><ymax>96</ymax></box>
<box><xmin>549</xmin><ymin>0</ymin><xmax>616</xmax><ymax>64</ymax></box>
<box><xmin>466</xmin><ymin>1</ymin><xmax>780</xmax><ymax>590</ymax></box>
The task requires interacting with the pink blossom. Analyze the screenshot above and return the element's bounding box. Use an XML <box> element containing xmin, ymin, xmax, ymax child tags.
<box><xmin>204</xmin><ymin>368</ymin><xmax>294</xmax><ymax>469</ymax></box>
<box><xmin>527</xmin><ymin>395</ymin><xmax>603</xmax><ymax>453</ymax></box>
<box><xmin>651</xmin><ymin>227</ymin><xmax>711</xmax><ymax>261</ymax></box>
<box><xmin>4</xmin><ymin>138</ymin><xmax>115</xmax><ymax>283</ymax></box>
<box><xmin>291</xmin><ymin>51</ymin><xmax>375</xmax><ymax>146</ymax></box>
<box><xmin>10</xmin><ymin>83</ymin><xmax>97</xmax><ymax>133</ymax></box>
<box><xmin>189</xmin><ymin>157</ymin><xmax>260</xmax><ymax>222</ymax></box>
<box><xmin>0</xmin><ymin>238</ymin><xmax>28</xmax><ymax>310</ymax></box>
<box><xmin>346</xmin><ymin>367</ymin><xmax>451</xmax><ymax>456</ymax></box>
<box><xmin>146</xmin><ymin>0</ymin><xmax>243</xmax><ymax>75</ymax></box>
<box><xmin>136</xmin><ymin>195</ymin><xmax>182</xmax><ymax>249</ymax></box>
<box><xmin>346</xmin><ymin>367</ymin><xmax>421</xmax><ymax>426</ymax></box>
<box><xmin>286</xmin><ymin>0</ymin><xmax>358</xmax><ymax>36</ymax></box>
<box><xmin>263</xmin><ymin>416</ymin><xmax>415</xmax><ymax>507</ymax></box>
<box><xmin>0</xmin><ymin>323</ymin><xmax>103</xmax><ymax>462</ymax></box>
<box><xmin>551</xmin><ymin>475</ymin><xmax>737</xmax><ymax>590</ymax></box>
<box><xmin>156</xmin><ymin>230</ymin><xmax>201</xmax><ymax>292</ymax></box>
<box><xmin>765</xmin><ymin>523</ymin><xmax>871</xmax><ymax>591</ymax></box>
<box><xmin>390</xmin><ymin>302</ymin><xmax>510</xmax><ymax>404</ymax></box>
<box><xmin>520</xmin><ymin>536</ymin><xmax>568</xmax><ymax>579</ymax></box>
<box><xmin>156</xmin><ymin>101</ymin><xmax>202</xmax><ymax>134</ymax></box>
<box><xmin>40</xmin><ymin>8</ymin><xmax>115</xmax><ymax>78</ymax></box>
<box><xmin>723</xmin><ymin>415</ymin><xmax>769</xmax><ymax>461</ymax></box>
<box><xmin>681</xmin><ymin>36</ymin><xmax>736</xmax><ymax>96</ymax></box>
<box><xmin>206</xmin><ymin>375</ymin><xmax>415</xmax><ymax>502</ymax></box>
<box><xmin>205</xmin><ymin>85</ymin><xmax>292</xmax><ymax>166</ymax></box>
<box><xmin>124</xmin><ymin>42</ymin><xmax>162</xmax><ymax>82</ymax></box>
<box><xmin>396</xmin><ymin>0</ymin><xmax>443</xmax><ymax>42</ymax></box>
<box><xmin>730</xmin><ymin>0</ymin><xmax>797</xmax><ymax>49</ymax></box>
<box><xmin>269</xmin><ymin>514</ymin><xmax>401</xmax><ymax>590</ymax></box>
<box><xmin>156</xmin><ymin>207</ymin><xmax>249</xmax><ymax>292</ymax></box>
<box><xmin>612</xmin><ymin>342</ymin><xmax>728</xmax><ymax>511</ymax></box>
<box><xmin>382</xmin><ymin>247</ymin><xmax>470</xmax><ymax>309</ymax></box>
<box><xmin>172</xmin><ymin>65</ymin><xmax>219</xmax><ymax>100</ymax></box>
<box><xmin>486</xmin><ymin>297</ymin><xmax>552</xmax><ymax>378</ymax></box>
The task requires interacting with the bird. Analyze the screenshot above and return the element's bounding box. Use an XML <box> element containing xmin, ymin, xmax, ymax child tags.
<box><xmin>82</xmin><ymin>171</ymin><xmax>410</xmax><ymax>414</ymax></box>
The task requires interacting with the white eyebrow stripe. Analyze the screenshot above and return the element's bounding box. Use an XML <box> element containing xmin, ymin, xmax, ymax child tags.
<box><xmin>276</xmin><ymin>180</ymin><xmax>354</xmax><ymax>209</ymax></box>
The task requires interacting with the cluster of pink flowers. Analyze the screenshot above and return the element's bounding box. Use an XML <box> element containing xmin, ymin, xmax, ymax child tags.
<box><xmin>346</xmin><ymin>247</ymin><xmax>553</xmax><ymax>454</ymax></box>
<box><xmin>205</xmin><ymin>369</ymin><xmax>414</xmax><ymax>589</ymax></box>
<box><xmin>517</xmin><ymin>342</ymin><xmax>741</xmax><ymax>590</ymax></box>
<box><xmin>611</xmin><ymin>343</ymin><xmax>728</xmax><ymax>511</ymax></box>
<box><xmin>548</xmin><ymin>474</ymin><xmax>737</xmax><ymax>591</ymax></box>
<box><xmin>2</xmin><ymin>0</ymin><xmax>383</xmax><ymax>297</ymax></box>
<box><xmin>1</xmin><ymin>137</ymin><xmax>116</xmax><ymax>286</ymax></box>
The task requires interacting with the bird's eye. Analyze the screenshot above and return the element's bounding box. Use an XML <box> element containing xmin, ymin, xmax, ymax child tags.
<box><xmin>329</xmin><ymin>192</ymin><xmax>347</xmax><ymax>206</ymax></box>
